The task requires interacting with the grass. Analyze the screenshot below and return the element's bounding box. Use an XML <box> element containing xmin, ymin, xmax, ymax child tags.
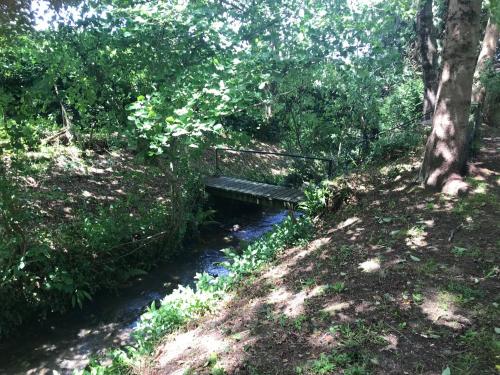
<box><xmin>301</xmin><ymin>319</ymin><xmax>386</xmax><ymax>375</ymax></box>
<box><xmin>74</xmin><ymin>127</ymin><xmax>500</xmax><ymax>374</ymax></box>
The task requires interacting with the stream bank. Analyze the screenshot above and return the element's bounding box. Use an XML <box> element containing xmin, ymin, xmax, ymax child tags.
<box><xmin>0</xmin><ymin>203</ymin><xmax>288</xmax><ymax>375</ymax></box>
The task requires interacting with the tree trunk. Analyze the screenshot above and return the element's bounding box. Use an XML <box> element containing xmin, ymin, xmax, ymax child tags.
<box><xmin>420</xmin><ymin>0</ymin><xmax>482</xmax><ymax>195</ymax></box>
<box><xmin>471</xmin><ymin>17</ymin><xmax>499</xmax><ymax>105</ymax></box>
<box><xmin>417</xmin><ymin>0</ymin><xmax>439</xmax><ymax>119</ymax></box>
<box><xmin>470</xmin><ymin>17</ymin><xmax>499</xmax><ymax>151</ymax></box>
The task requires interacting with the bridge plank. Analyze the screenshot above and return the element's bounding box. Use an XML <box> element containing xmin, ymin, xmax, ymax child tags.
<box><xmin>204</xmin><ymin>176</ymin><xmax>304</xmax><ymax>206</ymax></box>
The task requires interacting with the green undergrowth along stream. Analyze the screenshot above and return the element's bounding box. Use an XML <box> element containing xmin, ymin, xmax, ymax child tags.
<box><xmin>0</xmin><ymin>146</ymin><xmax>204</xmax><ymax>338</ymax></box>
<box><xmin>79</xmin><ymin>215</ymin><xmax>313</xmax><ymax>374</ymax></box>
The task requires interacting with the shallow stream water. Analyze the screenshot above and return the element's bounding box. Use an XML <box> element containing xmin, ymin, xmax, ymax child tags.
<box><xmin>0</xmin><ymin>205</ymin><xmax>287</xmax><ymax>375</ymax></box>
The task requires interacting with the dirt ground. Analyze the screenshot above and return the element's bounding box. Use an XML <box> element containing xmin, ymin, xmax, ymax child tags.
<box><xmin>150</xmin><ymin>126</ymin><xmax>500</xmax><ymax>375</ymax></box>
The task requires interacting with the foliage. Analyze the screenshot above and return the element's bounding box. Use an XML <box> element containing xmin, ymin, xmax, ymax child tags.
<box><xmin>0</xmin><ymin>149</ymin><xmax>203</xmax><ymax>337</ymax></box>
<box><xmin>300</xmin><ymin>176</ymin><xmax>355</xmax><ymax>216</ymax></box>
<box><xmin>0</xmin><ymin>0</ymin><xmax>423</xmax><ymax>163</ymax></box>
<box><xmin>0</xmin><ymin>0</ymin><xmax>429</xmax><ymax>348</ymax></box>
<box><xmin>80</xmin><ymin>215</ymin><xmax>313</xmax><ymax>373</ymax></box>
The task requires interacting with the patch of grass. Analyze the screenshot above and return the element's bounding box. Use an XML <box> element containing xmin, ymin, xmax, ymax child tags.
<box><xmin>453</xmin><ymin>190</ymin><xmax>499</xmax><ymax>218</ymax></box>
<box><xmin>412</xmin><ymin>292</ymin><xmax>424</xmax><ymax>305</ymax></box>
<box><xmin>300</xmin><ymin>277</ymin><xmax>316</xmax><ymax>289</ymax></box>
<box><xmin>331</xmin><ymin>245</ymin><xmax>354</xmax><ymax>266</ymax></box>
<box><xmin>445</xmin><ymin>281</ymin><xmax>484</xmax><ymax>304</ymax></box>
<box><xmin>418</xmin><ymin>259</ymin><xmax>439</xmax><ymax>275</ymax></box>
<box><xmin>211</xmin><ymin>366</ymin><xmax>225</xmax><ymax>375</ymax></box>
<box><xmin>293</xmin><ymin>314</ymin><xmax>308</xmax><ymax>331</ymax></box>
<box><xmin>451</xmin><ymin>245</ymin><xmax>481</xmax><ymax>258</ymax></box>
<box><xmin>306</xmin><ymin>350</ymin><xmax>368</xmax><ymax>375</ymax></box>
<box><xmin>450</xmin><ymin>328</ymin><xmax>499</xmax><ymax>374</ymax></box>
<box><xmin>323</xmin><ymin>281</ymin><xmax>346</xmax><ymax>294</ymax></box>
<box><xmin>451</xmin><ymin>246</ymin><xmax>468</xmax><ymax>256</ymax></box>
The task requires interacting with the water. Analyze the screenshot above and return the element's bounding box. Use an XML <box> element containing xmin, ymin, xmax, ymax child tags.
<box><xmin>0</xmin><ymin>206</ymin><xmax>288</xmax><ymax>375</ymax></box>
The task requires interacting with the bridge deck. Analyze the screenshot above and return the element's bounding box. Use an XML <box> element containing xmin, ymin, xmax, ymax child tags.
<box><xmin>204</xmin><ymin>176</ymin><xmax>304</xmax><ymax>207</ymax></box>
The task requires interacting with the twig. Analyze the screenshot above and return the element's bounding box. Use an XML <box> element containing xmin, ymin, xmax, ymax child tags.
<box><xmin>41</xmin><ymin>128</ymin><xmax>68</xmax><ymax>145</ymax></box>
<box><xmin>107</xmin><ymin>230</ymin><xmax>169</xmax><ymax>253</ymax></box>
<box><xmin>448</xmin><ymin>223</ymin><xmax>464</xmax><ymax>242</ymax></box>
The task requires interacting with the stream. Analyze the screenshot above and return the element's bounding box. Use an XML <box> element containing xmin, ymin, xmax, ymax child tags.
<box><xmin>0</xmin><ymin>205</ymin><xmax>288</xmax><ymax>375</ymax></box>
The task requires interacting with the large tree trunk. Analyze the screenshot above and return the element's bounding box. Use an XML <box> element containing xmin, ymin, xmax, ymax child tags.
<box><xmin>472</xmin><ymin>17</ymin><xmax>499</xmax><ymax>105</ymax></box>
<box><xmin>417</xmin><ymin>0</ymin><xmax>439</xmax><ymax>119</ymax></box>
<box><xmin>420</xmin><ymin>0</ymin><xmax>482</xmax><ymax>194</ymax></box>
<box><xmin>469</xmin><ymin>17</ymin><xmax>499</xmax><ymax>150</ymax></box>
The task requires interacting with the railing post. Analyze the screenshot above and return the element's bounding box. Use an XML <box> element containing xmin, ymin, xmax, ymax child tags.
<box><xmin>327</xmin><ymin>159</ymin><xmax>333</xmax><ymax>179</ymax></box>
<box><xmin>215</xmin><ymin>148</ymin><xmax>220</xmax><ymax>176</ymax></box>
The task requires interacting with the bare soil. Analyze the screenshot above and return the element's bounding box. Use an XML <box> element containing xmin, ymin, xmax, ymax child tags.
<box><xmin>151</xmin><ymin>126</ymin><xmax>500</xmax><ymax>375</ymax></box>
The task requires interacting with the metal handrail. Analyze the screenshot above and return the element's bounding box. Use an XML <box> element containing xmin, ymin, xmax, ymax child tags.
<box><xmin>214</xmin><ymin>148</ymin><xmax>335</xmax><ymax>178</ymax></box>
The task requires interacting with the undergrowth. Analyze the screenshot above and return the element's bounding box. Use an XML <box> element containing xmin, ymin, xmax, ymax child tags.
<box><xmin>79</xmin><ymin>215</ymin><xmax>313</xmax><ymax>374</ymax></box>
<box><xmin>0</xmin><ymin>146</ymin><xmax>203</xmax><ymax>337</ymax></box>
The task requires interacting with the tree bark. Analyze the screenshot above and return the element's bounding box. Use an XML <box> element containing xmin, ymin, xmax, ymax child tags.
<box><xmin>420</xmin><ymin>0</ymin><xmax>482</xmax><ymax>194</ymax></box>
<box><xmin>469</xmin><ymin>17</ymin><xmax>499</xmax><ymax>151</ymax></box>
<box><xmin>471</xmin><ymin>17</ymin><xmax>499</xmax><ymax>105</ymax></box>
<box><xmin>417</xmin><ymin>0</ymin><xmax>439</xmax><ymax>119</ymax></box>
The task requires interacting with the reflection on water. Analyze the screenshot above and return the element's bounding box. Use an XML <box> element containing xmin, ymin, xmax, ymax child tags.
<box><xmin>0</xmin><ymin>206</ymin><xmax>287</xmax><ymax>375</ymax></box>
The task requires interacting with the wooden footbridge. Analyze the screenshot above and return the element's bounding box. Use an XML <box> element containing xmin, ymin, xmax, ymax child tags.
<box><xmin>204</xmin><ymin>148</ymin><xmax>334</xmax><ymax>208</ymax></box>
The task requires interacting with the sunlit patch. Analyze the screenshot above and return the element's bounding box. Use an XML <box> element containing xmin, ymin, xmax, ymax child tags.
<box><xmin>321</xmin><ymin>302</ymin><xmax>351</xmax><ymax>315</ymax></box>
<box><xmin>442</xmin><ymin>178</ymin><xmax>469</xmax><ymax>196</ymax></box>
<box><xmin>336</xmin><ymin>217</ymin><xmax>360</xmax><ymax>230</ymax></box>
<box><xmin>355</xmin><ymin>301</ymin><xmax>374</xmax><ymax>315</ymax></box>
<box><xmin>82</xmin><ymin>190</ymin><xmax>92</xmax><ymax>198</ymax></box>
<box><xmin>270</xmin><ymin>286</ymin><xmax>324</xmax><ymax>318</ymax></box>
<box><xmin>358</xmin><ymin>257</ymin><xmax>381</xmax><ymax>273</ymax></box>
<box><xmin>417</xmin><ymin>219</ymin><xmax>435</xmax><ymax>228</ymax></box>
<box><xmin>405</xmin><ymin>225</ymin><xmax>427</xmax><ymax>249</ymax></box>
<box><xmin>381</xmin><ymin>333</ymin><xmax>398</xmax><ymax>351</ymax></box>
<box><xmin>77</xmin><ymin>329</ymin><xmax>91</xmax><ymax>338</ymax></box>
<box><xmin>157</xmin><ymin>329</ymin><xmax>226</xmax><ymax>368</ymax></box>
<box><xmin>307</xmin><ymin>237</ymin><xmax>331</xmax><ymax>252</ymax></box>
<box><xmin>392</xmin><ymin>184</ymin><xmax>408</xmax><ymax>192</ymax></box>
<box><xmin>421</xmin><ymin>291</ymin><xmax>471</xmax><ymax>330</ymax></box>
<box><xmin>267</xmin><ymin>287</ymin><xmax>293</xmax><ymax>305</ymax></box>
<box><xmin>471</xmin><ymin>181</ymin><xmax>488</xmax><ymax>194</ymax></box>
<box><xmin>307</xmin><ymin>330</ymin><xmax>337</xmax><ymax>349</ymax></box>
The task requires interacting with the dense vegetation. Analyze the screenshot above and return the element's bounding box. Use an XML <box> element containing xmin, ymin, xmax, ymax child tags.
<box><xmin>0</xmin><ymin>0</ymin><xmax>428</xmax><ymax>337</ymax></box>
<box><xmin>0</xmin><ymin>1</ymin><xmax>498</xmax><ymax>371</ymax></box>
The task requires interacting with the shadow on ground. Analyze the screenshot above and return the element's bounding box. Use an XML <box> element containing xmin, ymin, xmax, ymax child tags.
<box><xmin>152</xmin><ymin>126</ymin><xmax>500</xmax><ymax>375</ymax></box>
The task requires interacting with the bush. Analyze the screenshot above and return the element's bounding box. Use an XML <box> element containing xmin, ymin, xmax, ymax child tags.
<box><xmin>370</xmin><ymin>77</ymin><xmax>424</xmax><ymax>161</ymax></box>
<box><xmin>0</xmin><ymin>155</ymin><xmax>203</xmax><ymax>337</ymax></box>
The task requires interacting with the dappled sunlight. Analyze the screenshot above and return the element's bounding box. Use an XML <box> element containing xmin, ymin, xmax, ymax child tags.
<box><xmin>405</xmin><ymin>225</ymin><xmax>428</xmax><ymax>249</ymax></box>
<box><xmin>327</xmin><ymin>216</ymin><xmax>360</xmax><ymax>234</ymax></box>
<box><xmin>321</xmin><ymin>301</ymin><xmax>352</xmax><ymax>316</ymax></box>
<box><xmin>354</xmin><ymin>300</ymin><xmax>376</xmax><ymax>315</ymax></box>
<box><xmin>420</xmin><ymin>290</ymin><xmax>471</xmax><ymax>330</ymax></box>
<box><xmin>148</xmin><ymin>126</ymin><xmax>500</xmax><ymax>374</ymax></box>
<box><xmin>358</xmin><ymin>257</ymin><xmax>381</xmax><ymax>273</ymax></box>
<box><xmin>156</xmin><ymin>329</ymin><xmax>228</xmax><ymax>369</ymax></box>
<box><xmin>380</xmin><ymin>333</ymin><xmax>398</xmax><ymax>351</ymax></box>
<box><xmin>306</xmin><ymin>330</ymin><xmax>338</xmax><ymax>351</ymax></box>
<box><xmin>306</xmin><ymin>236</ymin><xmax>331</xmax><ymax>252</ymax></box>
<box><xmin>269</xmin><ymin>285</ymin><xmax>325</xmax><ymax>318</ymax></box>
<box><xmin>347</xmin><ymin>225</ymin><xmax>365</xmax><ymax>241</ymax></box>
